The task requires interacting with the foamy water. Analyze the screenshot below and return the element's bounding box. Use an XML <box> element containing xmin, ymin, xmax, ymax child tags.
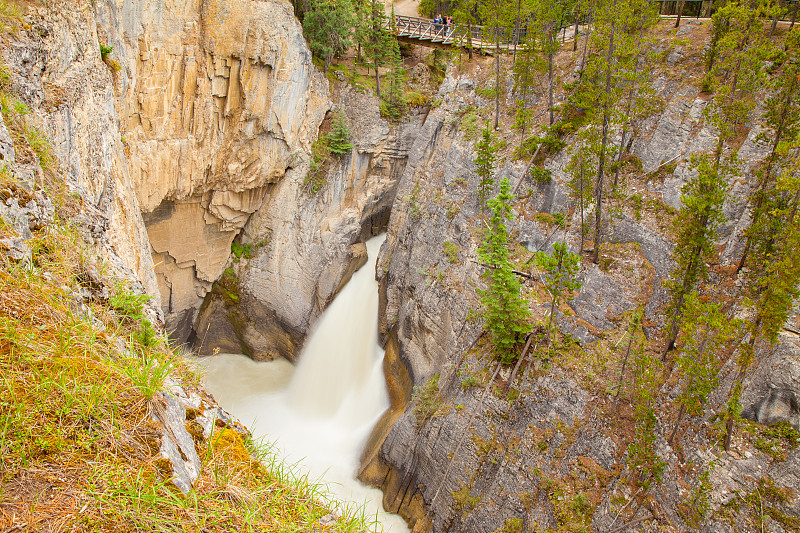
<box><xmin>194</xmin><ymin>235</ymin><xmax>408</xmax><ymax>532</ymax></box>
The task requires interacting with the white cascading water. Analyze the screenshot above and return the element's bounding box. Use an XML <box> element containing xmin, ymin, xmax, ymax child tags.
<box><xmin>195</xmin><ymin>235</ymin><xmax>408</xmax><ymax>532</ymax></box>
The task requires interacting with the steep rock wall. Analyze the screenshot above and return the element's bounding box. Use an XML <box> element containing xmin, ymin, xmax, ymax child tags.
<box><xmin>195</xmin><ymin>85</ymin><xmax>423</xmax><ymax>360</ymax></box>
<box><xmin>4</xmin><ymin>1</ymin><xmax>159</xmax><ymax>302</ymax></box>
<box><xmin>367</xmin><ymin>27</ymin><xmax>800</xmax><ymax>531</ymax></box>
<box><xmin>92</xmin><ymin>0</ymin><xmax>330</xmax><ymax>339</ymax></box>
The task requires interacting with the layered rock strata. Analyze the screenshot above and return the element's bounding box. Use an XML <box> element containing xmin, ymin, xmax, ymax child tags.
<box><xmin>92</xmin><ymin>0</ymin><xmax>330</xmax><ymax>340</ymax></box>
<box><xmin>196</xmin><ymin>85</ymin><xmax>423</xmax><ymax>360</ymax></box>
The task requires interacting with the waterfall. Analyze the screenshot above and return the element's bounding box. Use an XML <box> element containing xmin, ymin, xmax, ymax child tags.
<box><xmin>195</xmin><ymin>235</ymin><xmax>407</xmax><ymax>532</ymax></box>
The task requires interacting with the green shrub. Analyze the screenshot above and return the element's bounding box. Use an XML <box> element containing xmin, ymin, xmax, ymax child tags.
<box><xmin>530</xmin><ymin>166</ymin><xmax>552</xmax><ymax>185</ymax></box>
<box><xmin>461</xmin><ymin>374</ymin><xmax>479</xmax><ymax>389</ymax></box>
<box><xmin>495</xmin><ymin>517</ymin><xmax>523</xmax><ymax>533</ymax></box>
<box><xmin>405</xmin><ymin>90</ymin><xmax>430</xmax><ymax>107</ymax></box>
<box><xmin>630</xmin><ymin>193</ymin><xmax>643</xmax><ymax>221</ymax></box>
<box><xmin>476</xmin><ymin>86</ymin><xmax>500</xmax><ymax>100</ymax></box>
<box><xmin>412</xmin><ymin>374</ymin><xmax>442</xmax><ymax>427</ymax></box>
<box><xmin>110</xmin><ymin>286</ymin><xmax>151</xmax><ymax>322</ymax></box>
<box><xmin>25</xmin><ymin>127</ymin><xmax>53</xmax><ymax>170</ymax></box>
<box><xmin>443</xmin><ymin>241</ymin><xmax>459</xmax><ymax>263</ymax></box>
<box><xmin>231</xmin><ymin>241</ymin><xmax>254</xmax><ymax>260</ymax></box>
<box><xmin>99</xmin><ymin>43</ymin><xmax>114</xmax><ymax>60</ymax></box>
<box><xmin>325</xmin><ymin>110</ymin><xmax>353</xmax><ymax>154</ymax></box>
<box><xmin>452</xmin><ymin>486</ymin><xmax>480</xmax><ymax>514</ymax></box>
<box><xmin>460</xmin><ymin>112</ymin><xmax>481</xmax><ymax>140</ymax></box>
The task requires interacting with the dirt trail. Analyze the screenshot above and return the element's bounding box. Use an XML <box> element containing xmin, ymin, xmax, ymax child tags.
<box><xmin>387</xmin><ymin>0</ymin><xmax>420</xmax><ymax>17</ymax></box>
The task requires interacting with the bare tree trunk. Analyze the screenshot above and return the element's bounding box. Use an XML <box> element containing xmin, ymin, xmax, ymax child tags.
<box><xmin>374</xmin><ymin>57</ymin><xmax>381</xmax><ymax>97</ymax></box>
<box><xmin>468</xmin><ymin>21</ymin><xmax>474</xmax><ymax>60</ymax></box>
<box><xmin>573</xmin><ymin>0</ymin><xmax>582</xmax><ymax>51</ymax></box>
<box><xmin>513</xmin><ymin>0</ymin><xmax>522</xmax><ymax>63</ymax></box>
<box><xmin>548</xmin><ymin>34</ymin><xmax>555</xmax><ymax>126</ymax></box>
<box><xmin>593</xmin><ymin>24</ymin><xmax>615</xmax><ymax>265</ymax></box>
<box><xmin>579</xmin><ymin>21</ymin><xmax>591</xmax><ymax>72</ymax></box>
<box><xmin>675</xmin><ymin>0</ymin><xmax>686</xmax><ymax>27</ymax></box>
<box><xmin>505</xmin><ymin>333</ymin><xmax>535</xmax><ymax>394</ymax></box>
<box><xmin>736</xmin><ymin>79</ymin><xmax>796</xmax><ymax>273</ymax></box>
<box><xmin>579</xmin><ymin>163</ymin><xmax>585</xmax><ymax>254</ymax></box>
<box><xmin>614</xmin><ymin>328</ymin><xmax>635</xmax><ymax>401</ymax></box>
<box><xmin>770</xmin><ymin>0</ymin><xmax>782</xmax><ymax>37</ymax></box>
<box><xmin>495</xmin><ymin>34</ymin><xmax>501</xmax><ymax>130</ymax></box>
<box><xmin>668</xmin><ymin>404</ymin><xmax>687</xmax><ymax>445</ymax></box>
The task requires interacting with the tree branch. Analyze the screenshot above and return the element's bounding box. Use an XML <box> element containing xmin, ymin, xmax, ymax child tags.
<box><xmin>470</xmin><ymin>259</ymin><xmax>533</xmax><ymax>279</ymax></box>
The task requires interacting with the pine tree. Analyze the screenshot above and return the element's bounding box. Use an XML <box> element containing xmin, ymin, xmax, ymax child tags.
<box><xmin>662</xmin><ymin>152</ymin><xmax>730</xmax><ymax>356</ymax></box>
<box><xmin>326</xmin><ymin>110</ymin><xmax>354</xmax><ymax>154</ymax></box>
<box><xmin>382</xmin><ymin>12</ymin><xmax>406</xmax><ymax>120</ymax></box>
<box><xmin>627</xmin><ymin>341</ymin><xmax>665</xmax><ymax>490</ymax></box>
<box><xmin>453</xmin><ymin>0</ymin><xmax>479</xmax><ymax>60</ymax></box>
<box><xmin>534</xmin><ymin>241</ymin><xmax>582</xmax><ymax>332</ymax></box>
<box><xmin>668</xmin><ymin>292</ymin><xmax>735</xmax><ymax>445</ymax></box>
<box><xmin>479</xmin><ymin>0</ymin><xmax>513</xmax><ymax>129</ymax></box>
<box><xmin>478</xmin><ymin>177</ymin><xmax>532</xmax><ymax>364</ymax></box>
<box><xmin>361</xmin><ymin>0</ymin><xmax>392</xmax><ymax>97</ymax></box>
<box><xmin>724</xmin><ymin>140</ymin><xmax>800</xmax><ymax>450</ymax></box>
<box><xmin>566</xmin><ymin>130</ymin><xmax>600</xmax><ymax>255</ymax></box>
<box><xmin>736</xmin><ymin>27</ymin><xmax>800</xmax><ymax>272</ymax></box>
<box><xmin>475</xmin><ymin>122</ymin><xmax>498</xmax><ymax>209</ymax></box>
<box><xmin>529</xmin><ymin>0</ymin><xmax>569</xmax><ymax>126</ymax></box>
<box><xmin>567</xmin><ymin>0</ymin><xmax>657</xmax><ymax>264</ymax></box>
<box><xmin>664</xmin><ymin>0</ymin><xmax>769</xmax><ymax>357</ymax></box>
<box><xmin>301</xmin><ymin>0</ymin><xmax>355</xmax><ymax>73</ymax></box>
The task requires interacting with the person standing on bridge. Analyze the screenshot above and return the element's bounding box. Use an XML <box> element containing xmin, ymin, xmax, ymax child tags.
<box><xmin>447</xmin><ymin>15</ymin><xmax>453</xmax><ymax>35</ymax></box>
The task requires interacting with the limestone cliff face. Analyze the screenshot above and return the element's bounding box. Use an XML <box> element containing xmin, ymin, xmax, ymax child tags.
<box><xmin>195</xmin><ymin>85</ymin><xmax>422</xmax><ymax>360</ymax></box>
<box><xmin>366</xmin><ymin>30</ymin><xmax>800</xmax><ymax>531</ymax></box>
<box><xmin>5</xmin><ymin>1</ymin><xmax>159</xmax><ymax>303</ymax></box>
<box><xmin>92</xmin><ymin>0</ymin><xmax>330</xmax><ymax>339</ymax></box>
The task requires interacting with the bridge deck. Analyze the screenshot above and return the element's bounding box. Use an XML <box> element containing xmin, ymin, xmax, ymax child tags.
<box><xmin>392</xmin><ymin>14</ymin><xmax>586</xmax><ymax>50</ymax></box>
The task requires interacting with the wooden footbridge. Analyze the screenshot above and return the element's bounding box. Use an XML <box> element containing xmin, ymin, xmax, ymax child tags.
<box><xmin>392</xmin><ymin>14</ymin><xmax>588</xmax><ymax>51</ymax></box>
<box><xmin>392</xmin><ymin>0</ymin><xmax>797</xmax><ymax>51</ymax></box>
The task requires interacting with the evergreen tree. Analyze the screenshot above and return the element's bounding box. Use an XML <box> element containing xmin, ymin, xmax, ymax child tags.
<box><xmin>614</xmin><ymin>311</ymin><xmax>643</xmax><ymax>400</ymax></box>
<box><xmin>736</xmin><ymin>28</ymin><xmax>800</xmax><ymax>272</ymax></box>
<box><xmin>662</xmin><ymin>153</ymin><xmax>730</xmax><ymax>356</ymax></box>
<box><xmin>361</xmin><ymin>0</ymin><xmax>392</xmax><ymax>97</ymax></box>
<box><xmin>326</xmin><ymin>110</ymin><xmax>354</xmax><ymax>154</ymax></box>
<box><xmin>479</xmin><ymin>0</ymin><xmax>513</xmax><ymax>129</ymax></box>
<box><xmin>668</xmin><ymin>292</ymin><xmax>734</xmax><ymax>445</ymax></box>
<box><xmin>382</xmin><ymin>12</ymin><xmax>407</xmax><ymax>120</ymax></box>
<box><xmin>725</xmin><ymin>140</ymin><xmax>800</xmax><ymax>449</ymax></box>
<box><xmin>475</xmin><ymin>122</ymin><xmax>498</xmax><ymax>208</ymax></box>
<box><xmin>627</xmin><ymin>341</ymin><xmax>665</xmax><ymax>490</ymax></box>
<box><xmin>534</xmin><ymin>242</ymin><xmax>582</xmax><ymax>332</ymax></box>
<box><xmin>478</xmin><ymin>177</ymin><xmax>532</xmax><ymax>364</ymax></box>
<box><xmin>566</xmin><ymin>134</ymin><xmax>598</xmax><ymax>255</ymax></box>
<box><xmin>567</xmin><ymin>0</ymin><xmax>657</xmax><ymax>264</ymax></box>
<box><xmin>664</xmin><ymin>0</ymin><xmax>769</xmax><ymax>357</ymax></box>
<box><xmin>453</xmin><ymin>0</ymin><xmax>479</xmax><ymax>60</ymax></box>
<box><xmin>529</xmin><ymin>0</ymin><xmax>570</xmax><ymax>126</ymax></box>
<box><xmin>301</xmin><ymin>0</ymin><xmax>355</xmax><ymax>73</ymax></box>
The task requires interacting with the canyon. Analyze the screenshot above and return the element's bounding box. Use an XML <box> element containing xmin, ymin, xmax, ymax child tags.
<box><xmin>2</xmin><ymin>0</ymin><xmax>799</xmax><ymax>531</ymax></box>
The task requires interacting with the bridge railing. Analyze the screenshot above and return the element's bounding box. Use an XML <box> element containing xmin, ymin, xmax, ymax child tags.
<box><xmin>393</xmin><ymin>13</ymin><xmax>591</xmax><ymax>49</ymax></box>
